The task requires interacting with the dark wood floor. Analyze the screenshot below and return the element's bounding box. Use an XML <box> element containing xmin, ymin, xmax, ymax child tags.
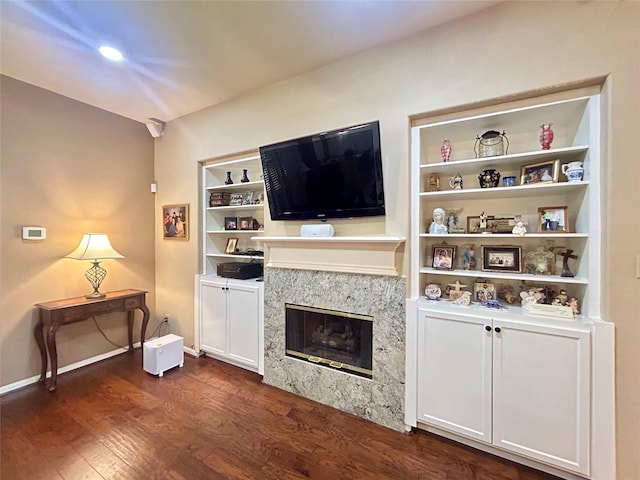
<box><xmin>1</xmin><ymin>351</ymin><xmax>561</xmax><ymax>480</ymax></box>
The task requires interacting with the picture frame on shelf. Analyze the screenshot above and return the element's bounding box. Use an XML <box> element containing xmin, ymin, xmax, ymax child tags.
<box><xmin>432</xmin><ymin>245</ymin><xmax>456</xmax><ymax>270</ymax></box>
<box><xmin>243</xmin><ymin>191</ymin><xmax>254</xmax><ymax>205</ymax></box>
<box><xmin>229</xmin><ymin>193</ymin><xmax>244</xmax><ymax>206</ymax></box>
<box><xmin>467</xmin><ymin>215</ymin><xmax>515</xmax><ymax>234</ymax></box>
<box><xmin>224</xmin><ymin>237</ymin><xmax>238</xmax><ymax>254</ymax></box>
<box><xmin>162</xmin><ymin>204</ymin><xmax>189</xmax><ymax>240</ymax></box>
<box><xmin>224</xmin><ymin>216</ymin><xmax>238</xmax><ymax>230</ymax></box>
<box><xmin>474</xmin><ymin>282</ymin><xmax>496</xmax><ymax>303</ymax></box>
<box><xmin>538</xmin><ymin>206</ymin><xmax>569</xmax><ymax>233</ymax></box>
<box><xmin>239</xmin><ymin>216</ymin><xmax>259</xmax><ymax>230</ymax></box>
<box><xmin>520</xmin><ymin>159</ymin><xmax>559</xmax><ymax>185</ymax></box>
<box><xmin>481</xmin><ymin>245</ymin><xmax>522</xmax><ymax>273</ymax></box>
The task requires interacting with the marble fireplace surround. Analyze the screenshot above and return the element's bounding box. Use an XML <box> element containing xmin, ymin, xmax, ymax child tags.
<box><xmin>263</xmin><ymin>265</ymin><xmax>407</xmax><ymax>432</ymax></box>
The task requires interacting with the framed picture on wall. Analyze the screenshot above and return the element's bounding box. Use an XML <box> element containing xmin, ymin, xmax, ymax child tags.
<box><xmin>162</xmin><ymin>204</ymin><xmax>189</xmax><ymax>240</ymax></box>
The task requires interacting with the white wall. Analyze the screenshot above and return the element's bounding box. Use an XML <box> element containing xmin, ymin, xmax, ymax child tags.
<box><xmin>154</xmin><ymin>2</ymin><xmax>639</xmax><ymax>478</ymax></box>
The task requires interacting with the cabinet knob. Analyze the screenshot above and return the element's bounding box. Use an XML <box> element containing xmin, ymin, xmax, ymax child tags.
<box><xmin>494</xmin><ymin>327</ymin><xmax>502</xmax><ymax>333</ymax></box>
<box><xmin>485</xmin><ymin>325</ymin><xmax>492</xmax><ymax>332</ymax></box>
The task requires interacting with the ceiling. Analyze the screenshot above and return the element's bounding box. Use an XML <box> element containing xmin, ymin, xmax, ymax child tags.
<box><xmin>0</xmin><ymin>0</ymin><xmax>500</xmax><ymax>124</ymax></box>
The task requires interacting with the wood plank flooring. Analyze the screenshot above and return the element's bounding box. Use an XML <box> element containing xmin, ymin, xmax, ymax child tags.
<box><xmin>1</xmin><ymin>351</ymin><xmax>561</xmax><ymax>480</ymax></box>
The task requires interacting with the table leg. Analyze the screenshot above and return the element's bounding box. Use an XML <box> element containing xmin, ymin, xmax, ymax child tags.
<box><xmin>127</xmin><ymin>310</ymin><xmax>134</xmax><ymax>351</ymax></box>
<box><xmin>34</xmin><ymin>316</ymin><xmax>47</xmax><ymax>383</ymax></box>
<box><xmin>45</xmin><ymin>323</ymin><xmax>60</xmax><ymax>391</ymax></box>
<box><xmin>139</xmin><ymin>302</ymin><xmax>150</xmax><ymax>346</ymax></box>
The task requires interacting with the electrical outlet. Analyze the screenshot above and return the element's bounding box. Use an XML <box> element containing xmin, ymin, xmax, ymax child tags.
<box><xmin>163</xmin><ymin>314</ymin><xmax>170</xmax><ymax>322</ymax></box>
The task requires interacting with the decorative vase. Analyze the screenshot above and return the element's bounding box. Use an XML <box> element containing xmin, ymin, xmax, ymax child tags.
<box><xmin>241</xmin><ymin>169</ymin><xmax>250</xmax><ymax>183</ymax></box>
<box><xmin>478</xmin><ymin>169</ymin><xmax>501</xmax><ymax>188</ymax></box>
<box><xmin>440</xmin><ymin>138</ymin><xmax>452</xmax><ymax>162</ymax></box>
<box><xmin>561</xmin><ymin>161</ymin><xmax>584</xmax><ymax>182</ymax></box>
<box><xmin>224</xmin><ymin>171</ymin><xmax>233</xmax><ymax>185</ymax></box>
<box><xmin>539</xmin><ymin>123</ymin><xmax>554</xmax><ymax>150</ymax></box>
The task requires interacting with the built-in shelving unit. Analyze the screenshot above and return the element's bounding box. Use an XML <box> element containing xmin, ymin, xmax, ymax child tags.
<box><xmin>200</xmin><ymin>152</ymin><xmax>266</xmax><ymax>275</ymax></box>
<box><xmin>409</xmin><ymin>92</ymin><xmax>601</xmax><ymax>318</ymax></box>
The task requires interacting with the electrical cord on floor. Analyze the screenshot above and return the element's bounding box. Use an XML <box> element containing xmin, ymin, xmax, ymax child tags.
<box><xmin>91</xmin><ymin>317</ymin><xmax>171</xmax><ymax>349</ymax></box>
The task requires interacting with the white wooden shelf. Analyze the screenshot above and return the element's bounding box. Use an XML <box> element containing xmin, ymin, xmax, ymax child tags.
<box><xmin>420</xmin><ymin>233</ymin><xmax>589</xmax><ymax>239</ymax></box>
<box><xmin>206</xmin><ymin>204</ymin><xmax>264</xmax><ymax>212</ymax></box>
<box><xmin>206</xmin><ymin>180</ymin><xmax>263</xmax><ymax>191</ymax></box>
<box><xmin>420</xmin><ymin>180</ymin><xmax>588</xmax><ymax>201</ymax></box>
<box><xmin>207</xmin><ymin>230</ymin><xmax>263</xmax><ymax>235</ymax></box>
<box><xmin>206</xmin><ymin>253</ymin><xmax>264</xmax><ymax>260</ymax></box>
<box><xmin>418</xmin><ymin>267</ymin><xmax>588</xmax><ymax>284</ymax></box>
<box><xmin>420</xmin><ymin>145</ymin><xmax>588</xmax><ymax>177</ymax></box>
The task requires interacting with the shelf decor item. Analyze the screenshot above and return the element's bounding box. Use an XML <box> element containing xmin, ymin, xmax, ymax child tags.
<box><xmin>449</xmin><ymin>173</ymin><xmax>463</xmax><ymax>190</ymax></box>
<box><xmin>241</xmin><ymin>169</ymin><xmax>250</xmax><ymax>183</ymax></box>
<box><xmin>428</xmin><ymin>173</ymin><xmax>440</xmax><ymax>192</ymax></box>
<box><xmin>561</xmin><ymin>161</ymin><xmax>584</xmax><ymax>182</ymax></box>
<box><xmin>224</xmin><ymin>237</ymin><xmax>238</xmax><ymax>254</ymax></box>
<box><xmin>474</xmin><ymin>130</ymin><xmax>509</xmax><ymax>158</ymax></box>
<box><xmin>229</xmin><ymin>193</ymin><xmax>244</xmax><ymax>206</ymax></box>
<box><xmin>538</xmin><ymin>206</ymin><xmax>569</xmax><ymax>233</ymax></box>
<box><xmin>225</xmin><ymin>171</ymin><xmax>233</xmax><ymax>185</ymax></box>
<box><xmin>502</xmin><ymin>176</ymin><xmax>516</xmax><ymax>187</ymax></box>
<box><xmin>209</xmin><ymin>192</ymin><xmax>231</xmax><ymax>207</ymax></box>
<box><xmin>539</xmin><ymin>123</ymin><xmax>554</xmax><ymax>150</ymax></box>
<box><xmin>429</xmin><ymin>207</ymin><xmax>448</xmax><ymax>234</ymax></box>
<box><xmin>239</xmin><ymin>216</ymin><xmax>260</xmax><ymax>230</ymax></box>
<box><xmin>559</xmin><ymin>249</ymin><xmax>578</xmax><ymax>278</ymax></box>
<box><xmin>243</xmin><ymin>191</ymin><xmax>254</xmax><ymax>205</ymax></box>
<box><xmin>440</xmin><ymin>138</ymin><xmax>452</xmax><ymax>162</ymax></box>
<box><xmin>224</xmin><ymin>217</ymin><xmax>238</xmax><ymax>230</ymax></box>
<box><xmin>520</xmin><ymin>159</ymin><xmax>559</xmax><ymax>185</ymax></box>
<box><xmin>424</xmin><ymin>283</ymin><xmax>442</xmax><ymax>300</ymax></box>
<box><xmin>162</xmin><ymin>204</ymin><xmax>189</xmax><ymax>240</ymax></box>
<box><xmin>447</xmin><ymin>280</ymin><xmax>468</xmax><ymax>301</ymax></box>
<box><xmin>474</xmin><ymin>282</ymin><xmax>496</xmax><ymax>303</ymax></box>
<box><xmin>478</xmin><ymin>169</ymin><xmax>501</xmax><ymax>188</ymax></box>
<box><xmin>481</xmin><ymin>245</ymin><xmax>522</xmax><ymax>273</ymax></box>
<box><xmin>432</xmin><ymin>245</ymin><xmax>456</xmax><ymax>270</ymax></box>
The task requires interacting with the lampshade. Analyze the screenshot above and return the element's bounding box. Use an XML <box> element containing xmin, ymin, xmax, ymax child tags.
<box><xmin>66</xmin><ymin>233</ymin><xmax>124</xmax><ymax>298</ymax></box>
<box><xmin>66</xmin><ymin>233</ymin><xmax>124</xmax><ymax>261</ymax></box>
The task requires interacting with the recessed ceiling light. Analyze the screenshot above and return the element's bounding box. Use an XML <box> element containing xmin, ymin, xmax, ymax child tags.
<box><xmin>99</xmin><ymin>45</ymin><xmax>124</xmax><ymax>62</ymax></box>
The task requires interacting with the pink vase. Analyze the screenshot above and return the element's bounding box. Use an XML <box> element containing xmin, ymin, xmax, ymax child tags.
<box><xmin>441</xmin><ymin>138</ymin><xmax>452</xmax><ymax>162</ymax></box>
<box><xmin>539</xmin><ymin>124</ymin><xmax>554</xmax><ymax>150</ymax></box>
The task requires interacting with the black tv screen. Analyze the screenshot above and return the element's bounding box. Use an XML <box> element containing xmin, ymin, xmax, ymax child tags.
<box><xmin>259</xmin><ymin>121</ymin><xmax>386</xmax><ymax>221</ymax></box>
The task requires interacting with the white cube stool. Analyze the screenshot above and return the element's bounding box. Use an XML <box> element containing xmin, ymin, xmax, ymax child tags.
<box><xmin>143</xmin><ymin>334</ymin><xmax>184</xmax><ymax>377</ymax></box>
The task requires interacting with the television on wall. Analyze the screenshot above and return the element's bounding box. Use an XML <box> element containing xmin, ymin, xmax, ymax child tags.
<box><xmin>259</xmin><ymin>121</ymin><xmax>386</xmax><ymax>221</ymax></box>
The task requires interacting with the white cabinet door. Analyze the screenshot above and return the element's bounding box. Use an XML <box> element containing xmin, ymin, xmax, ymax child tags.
<box><xmin>227</xmin><ymin>282</ymin><xmax>260</xmax><ymax>368</ymax></box>
<box><xmin>417</xmin><ymin>310</ymin><xmax>492</xmax><ymax>443</ymax></box>
<box><xmin>492</xmin><ymin>320</ymin><xmax>591</xmax><ymax>475</ymax></box>
<box><xmin>200</xmin><ymin>281</ymin><xmax>227</xmax><ymax>355</ymax></box>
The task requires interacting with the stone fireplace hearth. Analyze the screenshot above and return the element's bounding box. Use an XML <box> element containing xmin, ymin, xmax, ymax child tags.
<box><xmin>263</xmin><ymin>267</ymin><xmax>406</xmax><ymax>431</ymax></box>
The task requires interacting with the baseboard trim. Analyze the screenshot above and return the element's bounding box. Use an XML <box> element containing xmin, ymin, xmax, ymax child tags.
<box><xmin>0</xmin><ymin>343</ymin><xmax>145</xmax><ymax>396</ymax></box>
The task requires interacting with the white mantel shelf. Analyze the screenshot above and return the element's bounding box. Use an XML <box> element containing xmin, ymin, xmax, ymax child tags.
<box><xmin>252</xmin><ymin>236</ymin><xmax>406</xmax><ymax>276</ymax></box>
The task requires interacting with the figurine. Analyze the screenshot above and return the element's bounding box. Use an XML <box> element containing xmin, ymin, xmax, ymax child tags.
<box><xmin>512</xmin><ymin>221</ymin><xmax>527</xmax><ymax>236</ymax></box>
<box><xmin>552</xmin><ymin>289</ymin><xmax>569</xmax><ymax>306</ymax></box>
<box><xmin>452</xmin><ymin>291</ymin><xmax>472</xmax><ymax>306</ymax></box>
<box><xmin>462</xmin><ymin>244</ymin><xmax>475</xmax><ymax>270</ymax></box>
<box><xmin>498</xmin><ymin>285</ymin><xmax>517</xmax><ymax>304</ymax></box>
<box><xmin>479</xmin><ymin>212</ymin><xmax>488</xmax><ymax>230</ymax></box>
<box><xmin>449</xmin><ymin>173</ymin><xmax>463</xmax><ymax>190</ymax></box>
<box><xmin>520</xmin><ymin>288</ymin><xmax>543</xmax><ymax>307</ymax></box>
<box><xmin>568</xmin><ymin>297</ymin><xmax>580</xmax><ymax>315</ymax></box>
<box><xmin>429</xmin><ymin>208</ymin><xmax>448</xmax><ymax>234</ymax></box>
<box><xmin>447</xmin><ymin>280</ymin><xmax>468</xmax><ymax>302</ymax></box>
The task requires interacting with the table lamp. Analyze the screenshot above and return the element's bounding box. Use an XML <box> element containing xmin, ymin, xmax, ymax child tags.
<box><xmin>65</xmin><ymin>233</ymin><xmax>124</xmax><ymax>299</ymax></box>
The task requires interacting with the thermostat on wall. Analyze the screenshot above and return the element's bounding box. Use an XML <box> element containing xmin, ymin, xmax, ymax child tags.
<box><xmin>22</xmin><ymin>226</ymin><xmax>46</xmax><ymax>240</ymax></box>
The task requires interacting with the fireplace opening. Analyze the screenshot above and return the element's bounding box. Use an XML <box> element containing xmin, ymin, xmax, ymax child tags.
<box><xmin>285</xmin><ymin>303</ymin><xmax>373</xmax><ymax>379</ymax></box>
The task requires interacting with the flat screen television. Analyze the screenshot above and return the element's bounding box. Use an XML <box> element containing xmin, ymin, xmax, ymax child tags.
<box><xmin>259</xmin><ymin>121</ymin><xmax>385</xmax><ymax>221</ymax></box>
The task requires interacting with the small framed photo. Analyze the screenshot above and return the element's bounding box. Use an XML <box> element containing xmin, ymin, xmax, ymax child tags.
<box><xmin>162</xmin><ymin>204</ymin><xmax>189</xmax><ymax>240</ymax></box>
<box><xmin>474</xmin><ymin>282</ymin><xmax>496</xmax><ymax>303</ymax></box>
<box><xmin>224</xmin><ymin>216</ymin><xmax>238</xmax><ymax>230</ymax></box>
<box><xmin>432</xmin><ymin>245</ymin><xmax>456</xmax><ymax>270</ymax></box>
<box><xmin>481</xmin><ymin>245</ymin><xmax>522</xmax><ymax>273</ymax></box>
<box><xmin>239</xmin><ymin>216</ymin><xmax>256</xmax><ymax>230</ymax></box>
<box><xmin>538</xmin><ymin>206</ymin><xmax>569</xmax><ymax>233</ymax></box>
<box><xmin>243</xmin><ymin>191</ymin><xmax>254</xmax><ymax>205</ymax></box>
<box><xmin>229</xmin><ymin>193</ymin><xmax>244</xmax><ymax>206</ymax></box>
<box><xmin>520</xmin><ymin>159</ymin><xmax>559</xmax><ymax>185</ymax></box>
<box><xmin>225</xmin><ymin>237</ymin><xmax>238</xmax><ymax>254</ymax></box>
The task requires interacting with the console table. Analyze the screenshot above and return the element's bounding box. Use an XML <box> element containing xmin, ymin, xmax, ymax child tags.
<box><xmin>34</xmin><ymin>289</ymin><xmax>149</xmax><ymax>391</ymax></box>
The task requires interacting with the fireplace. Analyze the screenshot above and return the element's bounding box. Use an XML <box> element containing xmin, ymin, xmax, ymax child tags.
<box><xmin>285</xmin><ymin>304</ymin><xmax>373</xmax><ymax>379</ymax></box>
